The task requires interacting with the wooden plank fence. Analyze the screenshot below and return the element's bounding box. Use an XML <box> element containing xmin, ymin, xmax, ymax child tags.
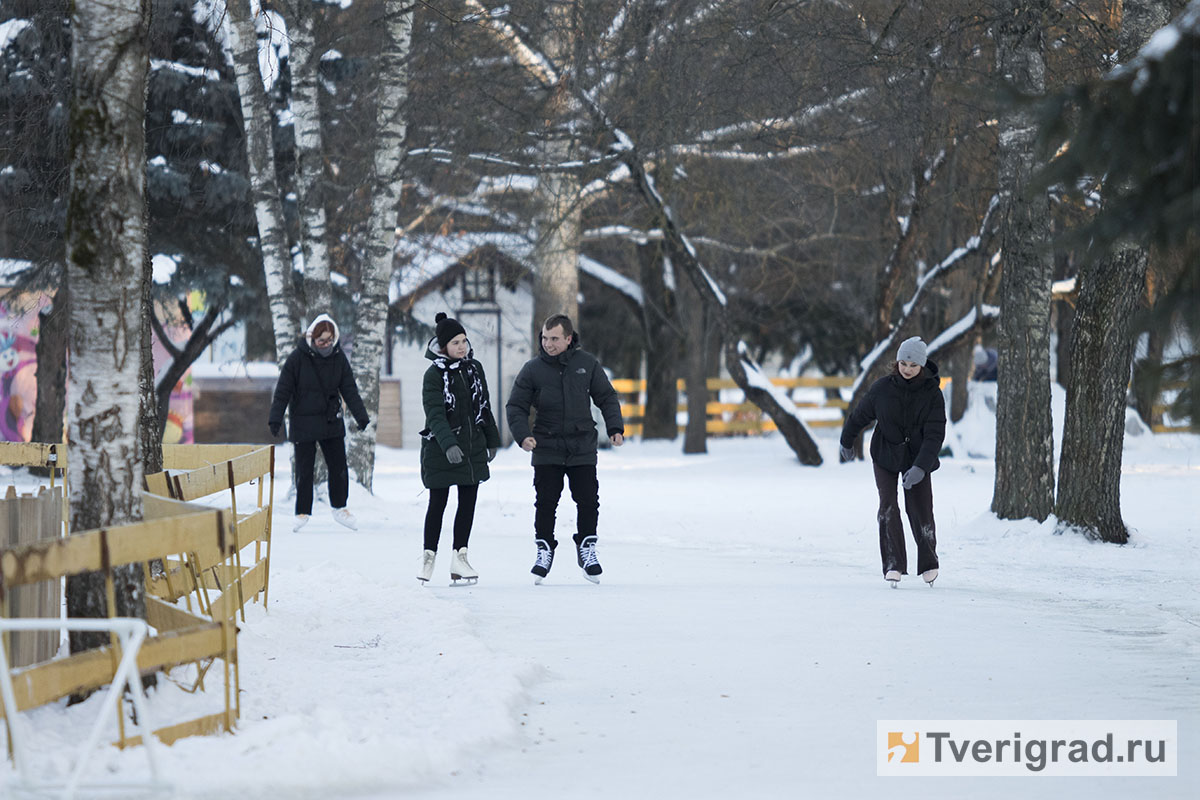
<box><xmin>146</xmin><ymin>444</ymin><xmax>276</xmax><ymax>620</ymax></box>
<box><xmin>0</xmin><ymin>509</ymin><xmax>240</xmax><ymax>747</ymax></box>
<box><xmin>612</xmin><ymin>376</ymin><xmax>852</xmax><ymax>437</ymax></box>
<box><xmin>0</xmin><ymin>487</ymin><xmax>62</xmax><ymax>668</ymax></box>
<box><xmin>616</xmin><ymin>376</ymin><xmax>1198</xmax><ymax>436</ymax></box>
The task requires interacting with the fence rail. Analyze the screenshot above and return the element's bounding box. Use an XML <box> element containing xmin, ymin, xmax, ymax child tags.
<box><xmin>612</xmin><ymin>376</ymin><xmax>852</xmax><ymax>437</ymax></box>
<box><xmin>614</xmin><ymin>376</ymin><xmax>1196</xmax><ymax>436</ymax></box>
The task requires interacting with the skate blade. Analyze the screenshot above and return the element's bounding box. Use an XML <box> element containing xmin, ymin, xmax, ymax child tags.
<box><xmin>417</xmin><ymin>577</ymin><xmax>429</xmax><ymax>584</ymax></box>
<box><xmin>887</xmin><ymin>580</ymin><xmax>899</xmax><ymax>589</ymax></box>
<box><xmin>583</xmin><ymin>572</ymin><xmax>600</xmax><ymax>585</ymax></box>
<box><xmin>533</xmin><ymin>575</ymin><xmax>545</xmax><ymax>585</ymax></box>
<box><xmin>449</xmin><ymin>576</ymin><xmax>478</xmax><ymax>586</ymax></box>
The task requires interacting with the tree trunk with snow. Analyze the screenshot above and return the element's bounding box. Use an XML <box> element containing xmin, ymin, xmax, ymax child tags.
<box><xmin>1133</xmin><ymin>326</ymin><xmax>1165</xmax><ymax>428</ymax></box>
<box><xmin>138</xmin><ymin>246</ymin><xmax>162</xmax><ymax>475</ymax></box>
<box><xmin>679</xmin><ymin>273</ymin><xmax>708</xmax><ymax>454</ymax></box>
<box><xmin>225</xmin><ymin>0</ymin><xmax>298</xmax><ymax>362</ymax></box>
<box><xmin>638</xmin><ymin>242</ymin><xmax>679</xmax><ymax>440</ymax></box>
<box><xmin>31</xmin><ymin>287</ymin><xmax>68</xmax><ymax>450</ymax></box>
<box><xmin>65</xmin><ymin>0</ymin><xmax>151</xmax><ymax>653</ymax></box>
<box><xmin>282</xmin><ymin>0</ymin><xmax>334</xmax><ymax>317</ymax></box>
<box><xmin>990</xmin><ymin>0</ymin><xmax>1056</xmax><ymax>523</ymax></box>
<box><xmin>1054</xmin><ymin>0</ymin><xmax>1170</xmax><ymax>543</ymax></box>
<box><xmin>623</xmin><ymin>155</ymin><xmax>822</xmax><ymax>464</ymax></box>
<box><xmin>531</xmin><ymin>1</ymin><xmax>582</xmax><ymax>338</ymax></box>
<box><xmin>347</xmin><ymin>0</ymin><xmax>414</xmax><ymax>491</ymax></box>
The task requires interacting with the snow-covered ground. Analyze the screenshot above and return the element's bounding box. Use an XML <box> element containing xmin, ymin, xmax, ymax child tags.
<box><xmin>2</xmin><ymin>393</ymin><xmax>1198</xmax><ymax>799</ymax></box>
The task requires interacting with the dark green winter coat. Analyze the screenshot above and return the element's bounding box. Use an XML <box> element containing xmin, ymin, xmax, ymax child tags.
<box><xmin>420</xmin><ymin>339</ymin><xmax>501</xmax><ymax>489</ymax></box>
<box><xmin>840</xmin><ymin>359</ymin><xmax>946</xmax><ymax>474</ymax></box>
<box><xmin>505</xmin><ymin>334</ymin><xmax>624</xmax><ymax>467</ymax></box>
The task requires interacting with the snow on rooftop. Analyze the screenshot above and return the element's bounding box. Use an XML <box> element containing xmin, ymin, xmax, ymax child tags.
<box><xmin>392</xmin><ymin>232</ymin><xmax>533</xmax><ymax>301</ymax></box>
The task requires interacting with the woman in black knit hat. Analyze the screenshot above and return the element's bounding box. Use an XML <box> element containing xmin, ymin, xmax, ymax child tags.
<box><xmin>417</xmin><ymin>312</ymin><xmax>501</xmax><ymax>584</ymax></box>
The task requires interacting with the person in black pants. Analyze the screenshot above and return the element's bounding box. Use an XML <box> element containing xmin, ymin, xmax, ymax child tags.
<box><xmin>418</xmin><ymin>313</ymin><xmax>501</xmax><ymax>585</ymax></box>
<box><xmin>839</xmin><ymin>336</ymin><xmax>946</xmax><ymax>588</ymax></box>
<box><xmin>268</xmin><ymin>314</ymin><xmax>370</xmax><ymax>531</ymax></box>
<box><xmin>506</xmin><ymin>314</ymin><xmax>625</xmax><ymax>584</ymax></box>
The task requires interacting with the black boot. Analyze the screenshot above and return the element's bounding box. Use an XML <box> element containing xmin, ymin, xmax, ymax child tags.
<box><xmin>531</xmin><ymin>539</ymin><xmax>556</xmax><ymax>584</ymax></box>
<box><xmin>573</xmin><ymin>533</ymin><xmax>602</xmax><ymax>584</ymax></box>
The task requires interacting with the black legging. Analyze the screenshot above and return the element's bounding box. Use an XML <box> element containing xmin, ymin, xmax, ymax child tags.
<box><xmin>424</xmin><ymin>484</ymin><xmax>480</xmax><ymax>552</ymax></box>
<box><xmin>873</xmin><ymin>462</ymin><xmax>938</xmax><ymax>576</ymax></box>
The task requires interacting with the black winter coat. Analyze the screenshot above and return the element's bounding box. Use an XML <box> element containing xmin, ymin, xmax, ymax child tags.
<box><xmin>268</xmin><ymin>339</ymin><xmax>369</xmax><ymax>442</ymax></box>
<box><xmin>505</xmin><ymin>335</ymin><xmax>624</xmax><ymax>467</ymax></box>
<box><xmin>420</xmin><ymin>339</ymin><xmax>501</xmax><ymax>489</ymax></box>
<box><xmin>840</xmin><ymin>360</ymin><xmax>946</xmax><ymax>474</ymax></box>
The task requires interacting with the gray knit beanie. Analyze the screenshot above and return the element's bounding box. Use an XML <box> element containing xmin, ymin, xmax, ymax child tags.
<box><xmin>897</xmin><ymin>336</ymin><xmax>928</xmax><ymax>367</ymax></box>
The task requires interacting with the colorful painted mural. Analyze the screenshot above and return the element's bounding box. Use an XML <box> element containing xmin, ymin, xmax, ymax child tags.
<box><xmin>0</xmin><ymin>293</ymin><xmax>44</xmax><ymax>443</ymax></box>
<box><xmin>0</xmin><ymin>291</ymin><xmax>194</xmax><ymax>444</ymax></box>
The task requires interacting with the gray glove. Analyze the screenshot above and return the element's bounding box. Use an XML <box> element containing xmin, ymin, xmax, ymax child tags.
<box><xmin>902</xmin><ymin>465</ymin><xmax>926</xmax><ymax>490</ymax></box>
<box><xmin>839</xmin><ymin>444</ymin><xmax>854</xmax><ymax>462</ymax></box>
<box><xmin>445</xmin><ymin>445</ymin><xmax>464</xmax><ymax>464</ymax></box>
<box><xmin>487</xmin><ymin>447</ymin><xmax>498</xmax><ymax>462</ymax></box>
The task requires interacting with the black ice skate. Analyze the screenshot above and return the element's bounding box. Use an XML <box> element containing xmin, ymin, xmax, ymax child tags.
<box><xmin>531</xmin><ymin>540</ymin><xmax>555</xmax><ymax>584</ymax></box>
<box><xmin>575</xmin><ymin>535</ymin><xmax>602</xmax><ymax>584</ymax></box>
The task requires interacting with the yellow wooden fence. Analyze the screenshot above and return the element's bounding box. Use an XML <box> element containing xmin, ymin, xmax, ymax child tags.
<box><xmin>0</xmin><ymin>508</ymin><xmax>240</xmax><ymax>747</ymax></box>
<box><xmin>613</xmin><ymin>376</ymin><xmax>852</xmax><ymax>437</ymax></box>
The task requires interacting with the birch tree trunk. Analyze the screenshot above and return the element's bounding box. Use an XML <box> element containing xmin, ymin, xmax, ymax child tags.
<box><xmin>531</xmin><ymin>1</ymin><xmax>581</xmax><ymax>338</ymax></box>
<box><xmin>347</xmin><ymin>0</ymin><xmax>414</xmax><ymax>490</ymax></box>
<box><xmin>225</xmin><ymin>0</ymin><xmax>298</xmax><ymax>362</ymax></box>
<box><xmin>991</xmin><ymin>0</ymin><xmax>1056</xmax><ymax>522</ymax></box>
<box><xmin>282</xmin><ymin>0</ymin><xmax>333</xmax><ymax>316</ymax></box>
<box><xmin>1054</xmin><ymin>0</ymin><xmax>1170</xmax><ymax>543</ymax></box>
<box><xmin>65</xmin><ymin>0</ymin><xmax>151</xmax><ymax>653</ymax></box>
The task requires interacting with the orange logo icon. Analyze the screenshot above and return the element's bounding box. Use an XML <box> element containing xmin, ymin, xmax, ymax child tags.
<box><xmin>887</xmin><ymin>732</ymin><xmax>919</xmax><ymax>763</ymax></box>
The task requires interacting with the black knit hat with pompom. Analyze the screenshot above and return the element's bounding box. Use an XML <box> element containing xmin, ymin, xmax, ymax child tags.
<box><xmin>435</xmin><ymin>312</ymin><xmax>467</xmax><ymax>349</ymax></box>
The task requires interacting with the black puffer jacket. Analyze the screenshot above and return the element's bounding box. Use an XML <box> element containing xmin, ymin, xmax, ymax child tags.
<box><xmin>840</xmin><ymin>360</ymin><xmax>946</xmax><ymax>474</ymax></box>
<box><xmin>268</xmin><ymin>315</ymin><xmax>369</xmax><ymax>443</ymax></box>
<box><xmin>505</xmin><ymin>334</ymin><xmax>624</xmax><ymax>467</ymax></box>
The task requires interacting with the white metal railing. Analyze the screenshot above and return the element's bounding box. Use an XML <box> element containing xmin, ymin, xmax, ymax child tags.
<box><xmin>0</xmin><ymin>617</ymin><xmax>170</xmax><ymax>800</ymax></box>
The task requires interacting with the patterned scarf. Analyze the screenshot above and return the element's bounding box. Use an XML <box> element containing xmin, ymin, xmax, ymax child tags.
<box><xmin>433</xmin><ymin>357</ymin><xmax>489</xmax><ymax>425</ymax></box>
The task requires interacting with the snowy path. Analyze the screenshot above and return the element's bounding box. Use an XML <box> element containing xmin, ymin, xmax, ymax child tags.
<box><xmin>350</xmin><ymin>439</ymin><xmax>1197</xmax><ymax>799</ymax></box>
<box><xmin>388</xmin><ymin>527</ymin><xmax>1198</xmax><ymax>799</ymax></box>
<box><xmin>4</xmin><ymin>437</ymin><xmax>1196</xmax><ymax>799</ymax></box>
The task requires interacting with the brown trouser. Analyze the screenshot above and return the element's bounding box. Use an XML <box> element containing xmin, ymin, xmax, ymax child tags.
<box><xmin>873</xmin><ymin>463</ymin><xmax>938</xmax><ymax>576</ymax></box>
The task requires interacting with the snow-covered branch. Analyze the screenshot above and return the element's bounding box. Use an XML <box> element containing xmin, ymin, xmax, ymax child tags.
<box><xmin>461</xmin><ymin>0</ymin><xmax>559</xmax><ymax>88</ymax></box>
<box><xmin>851</xmin><ymin>193</ymin><xmax>1001</xmax><ymax>395</ymax></box>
